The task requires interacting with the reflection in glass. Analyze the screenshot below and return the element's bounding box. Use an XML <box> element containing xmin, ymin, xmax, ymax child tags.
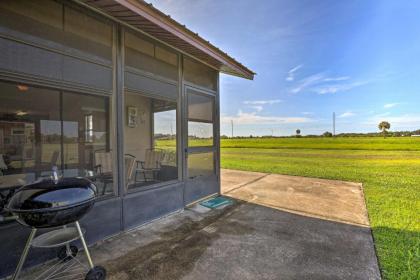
<box><xmin>62</xmin><ymin>92</ymin><xmax>113</xmax><ymax>197</ymax></box>
<box><xmin>84</xmin><ymin>114</ymin><xmax>93</xmax><ymax>143</ymax></box>
<box><xmin>0</xmin><ymin>81</ymin><xmax>114</xmax><ymax>223</ymax></box>
<box><xmin>0</xmin><ymin>82</ymin><xmax>60</xmax><ymax>223</ymax></box>
<box><xmin>188</xmin><ymin>122</ymin><xmax>213</xmax><ymax>147</ymax></box>
<box><xmin>124</xmin><ymin>93</ymin><xmax>178</xmax><ymax>191</ymax></box>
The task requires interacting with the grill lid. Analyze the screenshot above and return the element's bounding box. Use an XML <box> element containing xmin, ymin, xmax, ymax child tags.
<box><xmin>7</xmin><ymin>177</ymin><xmax>97</xmax><ymax>212</ymax></box>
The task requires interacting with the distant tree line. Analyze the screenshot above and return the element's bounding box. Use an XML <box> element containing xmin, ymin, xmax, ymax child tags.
<box><xmin>221</xmin><ymin>129</ymin><xmax>420</xmax><ymax>139</ymax></box>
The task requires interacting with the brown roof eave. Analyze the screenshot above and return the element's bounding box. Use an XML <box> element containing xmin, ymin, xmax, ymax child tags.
<box><xmin>81</xmin><ymin>0</ymin><xmax>255</xmax><ymax>80</ymax></box>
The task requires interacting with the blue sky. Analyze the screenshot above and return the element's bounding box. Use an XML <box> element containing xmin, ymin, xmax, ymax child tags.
<box><xmin>148</xmin><ymin>0</ymin><xmax>420</xmax><ymax>136</ymax></box>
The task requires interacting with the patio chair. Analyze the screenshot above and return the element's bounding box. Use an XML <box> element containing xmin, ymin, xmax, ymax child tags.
<box><xmin>161</xmin><ymin>150</ymin><xmax>176</xmax><ymax>166</ymax></box>
<box><xmin>124</xmin><ymin>154</ymin><xmax>136</xmax><ymax>190</ymax></box>
<box><xmin>134</xmin><ymin>149</ymin><xmax>163</xmax><ymax>183</ymax></box>
<box><xmin>94</xmin><ymin>150</ymin><xmax>113</xmax><ymax>195</ymax></box>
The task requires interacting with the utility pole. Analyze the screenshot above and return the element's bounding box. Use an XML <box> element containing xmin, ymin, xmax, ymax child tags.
<box><xmin>231</xmin><ymin>120</ymin><xmax>234</xmax><ymax>138</ymax></box>
<box><xmin>333</xmin><ymin>112</ymin><xmax>336</xmax><ymax>137</ymax></box>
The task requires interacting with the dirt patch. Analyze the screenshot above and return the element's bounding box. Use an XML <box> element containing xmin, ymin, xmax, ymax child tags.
<box><xmin>105</xmin><ymin>201</ymin><xmax>253</xmax><ymax>280</ymax></box>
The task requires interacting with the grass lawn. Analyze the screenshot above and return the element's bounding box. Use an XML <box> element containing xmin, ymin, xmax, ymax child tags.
<box><xmin>220</xmin><ymin>137</ymin><xmax>420</xmax><ymax>280</ymax></box>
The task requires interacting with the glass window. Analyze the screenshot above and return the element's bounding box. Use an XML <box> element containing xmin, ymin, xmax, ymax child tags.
<box><xmin>84</xmin><ymin>114</ymin><xmax>94</xmax><ymax>143</ymax></box>
<box><xmin>188</xmin><ymin>152</ymin><xmax>214</xmax><ymax>179</ymax></box>
<box><xmin>62</xmin><ymin>92</ymin><xmax>114</xmax><ymax>197</ymax></box>
<box><xmin>124</xmin><ymin>92</ymin><xmax>178</xmax><ymax>192</ymax></box>
<box><xmin>0</xmin><ymin>81</ymin><xmax>115</xmax><ymax>223</ymax></box>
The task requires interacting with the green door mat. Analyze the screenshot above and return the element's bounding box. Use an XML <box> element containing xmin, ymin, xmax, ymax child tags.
<box><xmin>200</xmin><ymin>196</ymin><xmax>233</xmax><ymax>209</ymax></box>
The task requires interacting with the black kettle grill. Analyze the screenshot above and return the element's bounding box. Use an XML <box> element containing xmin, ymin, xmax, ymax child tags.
<box><xmin>6</xmin><ymin>169</ymin><xmax>106</xmax><ymax>280</ymax></box>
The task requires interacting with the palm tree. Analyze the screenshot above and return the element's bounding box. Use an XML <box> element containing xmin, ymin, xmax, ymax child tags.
<box><xmin>378</xmin><ymin>121</ymin><xmax>391</xmax><ymax>138</ymax></box>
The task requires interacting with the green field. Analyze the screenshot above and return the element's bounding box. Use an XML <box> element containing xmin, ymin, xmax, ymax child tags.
<box><xmin>220</xmin><ymin>137</ymin><xmax>420</xmax><ymax>280</ymax></box>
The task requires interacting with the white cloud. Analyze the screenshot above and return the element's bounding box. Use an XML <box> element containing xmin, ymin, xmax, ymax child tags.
<box><xmin>221</xmin><ymin>111</ymin><xmax>314</xmax><ymax>125</ymax></box>
<box><xmin>286</xmin><ymin>64</ymin><xmax>303</xmax><ymax>81</ymax></box>
<box><xmin>313</xmin><ymin>81</ymin><xmax>367</xmax><ymax>95</ymax></box>
<box><xmin>384</xmin><ymin>103</ymin><xmax>399</xmax><ymax>109</ymax></box>
<box><xmin>374</xmin><ymin>112</ymin><xmax>391</xmax><ymax>118</ymax></box>
<box><xmin>302</xmin><ymin>112</ymin><xmax>314</xmax><ymax>115</ymax></box>
<box><xmin>249</xmin><ymin>105</ymin><xmax>263</xmax><ymax>112</ymax></box>
<box><xmin>365</xmin><ymin>114</ymin><xmax>420</xmax><ymax>128</ymax></box>
<box><xmin>243</xmin><ymin>100</ymin><xmax>282</xmax><ymax>113</ymax></box>
<box><xmin>291</xmin><ymin>73</ymin><xmax>325</xmax><ymax>93</ymax></box>
<box><xmin>243</xmin><ymin>99</ymin><xmax>282</xmax><ymax>105</ymax></box>
<box><xmin>291</xmin><ymin>73</ymin><xmax>367</xmax><ymax>95</ymax></box>
<box><xmin>323</xmin><ymin>76</ymin><xmax>350</xmax><ymax>82</ymax></box>
<box><xmin>338</xmin><ymin>111</ymin><xmax>356</xmax><ymax>118</ymax></box>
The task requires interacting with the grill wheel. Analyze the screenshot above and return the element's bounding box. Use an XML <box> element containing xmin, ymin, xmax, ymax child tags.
<box><xmin>85</xmin><ymin>266</ymin><xmax>106</xmax><ymax>280</ymax></box>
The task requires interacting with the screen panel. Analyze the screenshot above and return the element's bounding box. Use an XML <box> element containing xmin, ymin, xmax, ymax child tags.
<box><xmin>124</xmin><ymin>30</ymin><xmax>178</xmax><ymax>82</ymax></box>
<box><xmin>187</xmin><ymin>152</ymin><xmax>215</xmax><ymax>179</ymax></box>
<box><xmin>63</xmin><ymin>6</ymin><xmax>113</xmax><ymax>61</ymax></box>
<box><xmin>123</xmin><ymin>91</ymin><xmax>178</xmax><ymax>192</ymax></box>
<box><xmin>183</xmin><ymin>57</ymin><xmax>217</xmax><ymax>91</ymax></box>
<box><xmin>187</xmin><ymin>90</ymin><xmax>213</xmax><ymax>122</ymax></box>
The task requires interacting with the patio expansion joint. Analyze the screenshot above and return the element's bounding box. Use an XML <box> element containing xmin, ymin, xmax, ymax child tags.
<box><xmin>223</xmin><ymin>173</ymin><xmax>270</xmax><ymax>195</ymax></box>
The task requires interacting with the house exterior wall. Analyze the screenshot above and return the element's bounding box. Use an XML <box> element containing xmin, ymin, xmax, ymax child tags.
<box><xmin>0</xmin><ymin>0</ymin><xmax>220</xmax><ymax>277</ymax></box>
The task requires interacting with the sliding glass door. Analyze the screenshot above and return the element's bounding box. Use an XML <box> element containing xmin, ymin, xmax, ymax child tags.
<box><xmin>0</xmin><ymin>81</ymin><xmax>116</xmax><ymax>222</ymax></box>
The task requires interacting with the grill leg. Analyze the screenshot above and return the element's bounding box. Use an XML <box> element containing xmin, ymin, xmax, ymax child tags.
<box><xmin>75</xmin><ymin>221</ymin><xmax>94</xmax><ymax>269</ymax></box>
<box><xmin>12</xmin><ymin>228</ymin><xmax>37</xmax><ymax>280</ymax></box>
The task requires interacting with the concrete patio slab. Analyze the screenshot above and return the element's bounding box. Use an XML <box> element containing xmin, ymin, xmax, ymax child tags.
<box><xmin>182</xmin><ymin>202</ymin><xmax>380</xmax><ymax>280</ymax></box>
<box><xmin>221</xmin><ymin>169</ymin><xmax>267</xmax><ymax>193</ymax></box>
<box><xmin>221</xmin><ymin>169</ymin><xmax>370</xmax><ymax>226</ymax></box>
<box><xmin>13</xmin><ymin>169</ymin><xmax>381</xmax><ymax>280</ymax></box>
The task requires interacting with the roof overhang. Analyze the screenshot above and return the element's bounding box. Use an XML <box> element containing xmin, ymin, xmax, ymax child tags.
<box><xmin>78</xmin><ymin>0</ymin><xmax>255</xmax><ymax>80</ymax></box>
